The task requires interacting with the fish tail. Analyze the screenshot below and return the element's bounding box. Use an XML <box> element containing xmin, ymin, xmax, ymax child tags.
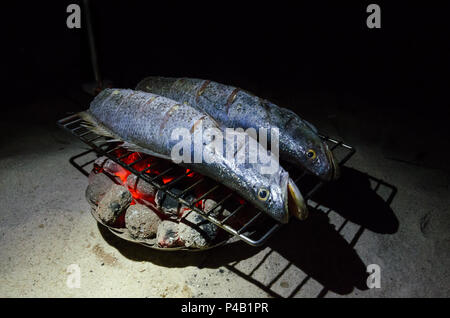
<box><xmin>78</xmin><ymin>110</ymin><xmax>172</xmax><ymax>160</ymax></box>
<box><xmin>78</xmin><ymin>111</ymin><xmax>121</xmax><ymax>141</ymax></box>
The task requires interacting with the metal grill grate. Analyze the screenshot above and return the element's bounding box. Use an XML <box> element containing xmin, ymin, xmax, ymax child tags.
<box><xmin>57</xmin><ymin>113</ymin><xmax>355</xmax><ymax>247</ymax></box>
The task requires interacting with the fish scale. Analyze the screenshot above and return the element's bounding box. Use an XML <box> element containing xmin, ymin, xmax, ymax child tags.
<box><xmin>79</xmin><ymin>88</ymin><xmax>308</xmax><ymax>223</ymax></box>
<box><xmin>136</xmin><ymin>77</ymin><xmax>340</xmax><ymax>181</ymax></box>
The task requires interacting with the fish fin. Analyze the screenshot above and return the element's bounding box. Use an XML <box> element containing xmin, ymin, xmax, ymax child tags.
<box><xmin>78</xmin><ymin>111</ymin><xmax>118</xmax><ymax>140</ymax></box>
<box><xmin>79</xmin><ymin>111</ymin><xmax>172</xmax><ymax>160</ymax></box>
<box><xmin>78</xmin><ymin>111</ymin><xmax>171</xmax><ymax>160</ymax></box>
<box><xmin>121</xmin><ymin>141</ymin><xmax>172</xmax><ymax>160</ymax></box>
<box><xmin>288</xmin><ymin>178</ymin><xmax>308</xmax><ymax>221</ymax></box>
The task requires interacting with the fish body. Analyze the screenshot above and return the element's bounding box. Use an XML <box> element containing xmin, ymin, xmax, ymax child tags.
<box><xmin>79</xmin><ymin>89</ymin><xmax>307</xmax><ymax>223</ymax></box>
<box><xmin>136</xmin><ymin>77</ymin><xmax>339</xmax><ymax>181</ymax></box>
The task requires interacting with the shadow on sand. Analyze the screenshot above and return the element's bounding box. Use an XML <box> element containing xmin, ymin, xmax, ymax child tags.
<box><xmin>98</xmin><ymin>166</ymin><xmax>398</xmax><ymax>297</ymax></box>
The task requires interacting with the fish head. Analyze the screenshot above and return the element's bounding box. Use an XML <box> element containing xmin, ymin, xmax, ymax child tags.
<box><xmin>245</xmin><ymin>167</ymin><xmax>308</xmax><ymax>223</ymax></box>
<box><xmin>288</xmin><ymin>120</ymin><xmax>340</xmax><ymax>181</ymax></box>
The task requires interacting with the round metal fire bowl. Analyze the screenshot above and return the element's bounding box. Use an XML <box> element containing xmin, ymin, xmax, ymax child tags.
<box><xmin>89</xmin><ymin>207</ymin><xmax>230</xmax><ymax>252</ymax></box>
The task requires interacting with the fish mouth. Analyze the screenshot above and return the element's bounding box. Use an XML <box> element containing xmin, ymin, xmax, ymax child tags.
<box><xmin>279</xmin><ymin>172</ymin><xmax>308</xmax><ymax>223</ymax></box>
<box><xmin>325</xmin><ymin>145</ymin><xmax>340</xmax><ymax>181</ymax></box>
<box><xmin>287</xmin><ymin>178</ymin><xmax>308</xmax><ymax>221</ymax></box>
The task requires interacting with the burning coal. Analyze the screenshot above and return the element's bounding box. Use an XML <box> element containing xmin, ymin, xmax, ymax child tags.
<box><xmin>85</xmin><ymin>149</ymin><xmax>245</xmax><ymax>249</ymax></box>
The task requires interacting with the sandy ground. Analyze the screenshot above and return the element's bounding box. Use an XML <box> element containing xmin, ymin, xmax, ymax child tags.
<box><xmin>0</xmin><ymin>96</ymin><xmax>448</xmax><ymax>298</ymax></box>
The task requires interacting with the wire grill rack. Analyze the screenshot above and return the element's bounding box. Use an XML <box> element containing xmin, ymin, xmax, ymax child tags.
<box><xmin>57</xmin><ymin>114</ymin><xmax>355</xmax><ymax>247</ymax></box>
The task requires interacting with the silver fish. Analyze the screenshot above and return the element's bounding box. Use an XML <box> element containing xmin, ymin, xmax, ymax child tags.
<box><xmin>136</xmin><ymin>77</ymin><xmax>339</xmax><ymax>181</ymax></box>
<box><xmin>79</xmin><ymin>88</ymin><xmax>307</xmax><ymax>223</ymax></box>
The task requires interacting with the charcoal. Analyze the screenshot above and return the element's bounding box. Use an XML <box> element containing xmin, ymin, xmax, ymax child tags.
<box><xmin>85</xmin><ymin>171</ymin><xmax>115</xmax><ymax>206</ymax></box>
<box><xmin>125</xmin><ymin>204</ymin><xmax>161</xmax><ymax>239</ymax></box>
<box><xmin>126</xmin><ymin>174</ymin><xmax>156</xmax><ymax>198</ymax></box>
<box><xmin>156</xmin><ymin>220</ymin><xmax>183</xmax><ymax>248</ymax></box>
<box><xmin>94</xmin><ymin>156</ymin><xmax>128</xmax><ymax>181</ymax></box>
<box><xmin>178</xmin><ymin>210</ymin><xmax>219</xmax><ymax>248</ymax></box>
<box><xmin>202</xmin><ymin>198</ymin><xmax>231</xmax><ymax>218</ymax></box>
<box><xmin>95</xmin><ymin>185</ymin><xmax>132</xmax><ymax>225</ymax></box>
<box><xmin>155</xmin><ymin>189</ymin><xmax>183</xmax><ymax>217</ymax></box>
<box><xmin>94</xmin><ymin>156</ymin><xmax>109</xmax><ymax>168</ymax></box>
<box><xmin>202</xmin><ymin>198</ymin><xmax>248</xmax><ymax>229</ymax></box>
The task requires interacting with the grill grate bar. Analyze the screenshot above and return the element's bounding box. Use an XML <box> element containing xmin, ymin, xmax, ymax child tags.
<box><xmin>78</xmin><ymin>130</ymin><xmax>94</xmax><ymax>138</ymax></box>
<box><xmin>117</xmin><ymin>151</ymin><xmax>133</xmax><ymax>160</ymax></box>
<box><xmin>331</xmin><ymin>141</ymin><xmax>342</xmax><ymax>150</ymax></box>
<box><xmin>149</xmin><ymin>167</ymin><xmax>174</xmax><ymax>182</ymax></box>
<box><xmin>104</xmin><ymin>147</ymin><xmax>123</xmax><ymax>157</ymax></box>
<box><xmin>294</xmin><ymin>171</ymin><xmax>308</xmax><ymax>184</ymax></box>
<box><xmin>141</xmin><ymin>161</ymin><xmax>162</xmax><ymax>174</ymax></box>
<box><xmin>179</xmin><ymin>178</ymin><xmax>205</xmax><ymax>196</ymax></box>
<box><xmin>160</xmin><ymin>169</ymin><xmax>192</xmax><ymax>190</ymax></box>
<box><xmin>220</xmin><ymin>202</ymin><xmax>247</xmax><ymax>225</ymax></box>
<box><xmin>57</xmin><ymin>114</ymin><xmax>355</xmax><ymax>247</ymax></box>
<box><xmin>128</xmin><ymin>155</ymin><xmax>147</xmax><ymax>167</ymax></box>
<box><xmin>191</xmin><ymin>185</ymin><xmax>220</xmax><ymax>205</ymax></box>
<box><xmin>72</xmin><ymin>126</ymin><xmax>87</xmax><ymax>134</ymax></box>
<box><xmin>305</xmin><ymin>182</ymin><xmax>325</xmax><ymax>200</ymax></box>
<box><xmin>86</xmin><ymin>135</ymin><xmax>103</xmax><ymax>143</ymax></box>
<box><xmin>63</xmin><ymin>117</ymin><xmax>82</xmax><ymax>127</ymax></box>
<box><xmin>205</xmin><ymin>193</ymin><xmax>234</xmax><ymax>217</ymax></box>
<box><xmin>237</xmin><ymin>212</ymin><xmax>262</xmax><ymax>234</ymax></box>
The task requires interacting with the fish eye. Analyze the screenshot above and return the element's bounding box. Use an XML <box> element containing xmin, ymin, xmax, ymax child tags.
<box><xmin>307</xmin><ymin>149</ymin><xmax>316</xmax><ymax>160</ymax></box>
<box><xmin>257</xmin><ymin>187</ymin><xmax>270</xmax><ymax>201</ymax></box>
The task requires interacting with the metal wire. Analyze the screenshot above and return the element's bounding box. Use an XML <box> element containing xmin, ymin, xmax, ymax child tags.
<box><xmin>58</xmin><ymin>114</ymin><xmax>355</xmax><ymax>247</ymax></box>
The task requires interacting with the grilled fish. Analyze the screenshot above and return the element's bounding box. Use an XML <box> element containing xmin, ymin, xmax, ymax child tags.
<box><xmin>136</xmin><ymin>77</ymin><xmax>339</xmax><ymax>181</ymax></box>
<box><xmin>79</xmin><ymin>89</ymin><xmax>307</xmax><ymax>223</ymax></box>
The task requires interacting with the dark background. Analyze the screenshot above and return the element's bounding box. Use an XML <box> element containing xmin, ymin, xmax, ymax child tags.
<box><xmin>3</xmin><ymin>1</ymin><xmax>449</xmax><ymax>151</ymax></box>
<box><xmin>1</xmin><ymin>1</ymin><xmax>449</xmax><ymax>298</ymax></box>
